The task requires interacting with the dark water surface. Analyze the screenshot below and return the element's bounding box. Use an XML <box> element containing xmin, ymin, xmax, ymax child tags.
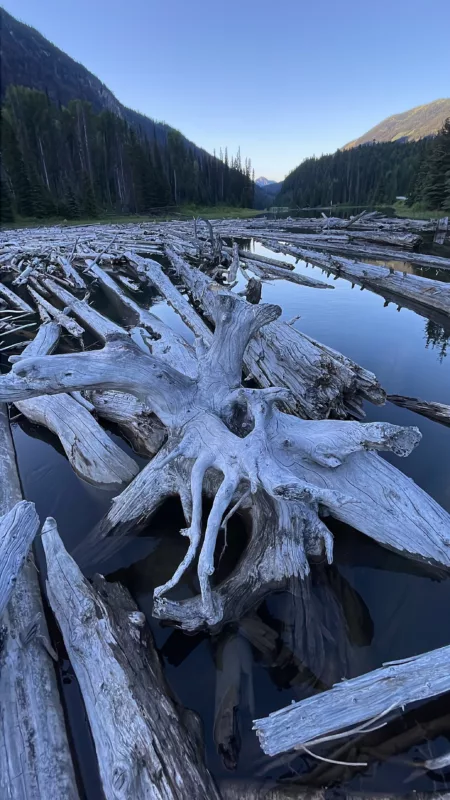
<box><xmin>10</xmin><ymin>240</ymin><xmax>450</xmax><ymax>797</ymax></box>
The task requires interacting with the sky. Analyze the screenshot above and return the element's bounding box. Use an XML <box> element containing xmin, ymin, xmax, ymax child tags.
<box><xmin>3</xmin><ymin>0</ymin><xmax>450</xmax><ymax>181</ymax></box>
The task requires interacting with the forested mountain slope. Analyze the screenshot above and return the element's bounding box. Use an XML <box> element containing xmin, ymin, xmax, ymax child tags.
<box><xmin>343</xmin><ymin>99</ymin><xmax>450</xmax><ymax>149</ymax></box>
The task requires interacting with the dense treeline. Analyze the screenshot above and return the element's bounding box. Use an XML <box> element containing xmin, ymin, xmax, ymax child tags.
<box><xmin>410</xmin><ymin>119</ymin><xmax>450</xmax><ymax>211</ymax></box>
<box><xmin>277</xmin><ymin>139</ymin><xmax>429</xmax><ymax>208</ymax></box>
<box><xmin>0</xmin><ymin>86</ymin><xmax>254</xmax><ymax>222</ymax></box>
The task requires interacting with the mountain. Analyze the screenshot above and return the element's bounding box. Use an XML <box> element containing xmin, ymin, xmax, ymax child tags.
<box><xmin>1</xmin><ymin>7</ymin><xmax>208</xmax><ymax>157</ymax></box>
<box><xmin>343</xmin><ymin>99</ymin><xmax>450</xmax><ymax>149</ymax></box>
<box><xmin>256</xmin><ymin>177</ymin><xmax>276</xmax><ymax>186</ymax></box>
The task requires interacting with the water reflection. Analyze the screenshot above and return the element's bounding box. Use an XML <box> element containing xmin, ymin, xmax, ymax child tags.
<box><xmin>425</xmin><ymin>319</ymin><xmax>450</xmax><ymax>361</ymax></box>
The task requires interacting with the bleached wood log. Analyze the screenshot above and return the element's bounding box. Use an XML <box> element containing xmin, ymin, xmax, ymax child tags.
<box><xmin>0</xmin><ymin>501</ymin><xmax>39</xmax><ymax>618</ymax></box>
<box><xmin>14</xmin><ymin>324</ymin><xmax>138</xmax><ymax>487</ymax></box>
<box><xmin>42</xmin><ymin>518</ymin><xmax>221</xmax><ymax>800</ymax></box>
<box><xmin>9</xmin><ymin>320</ymin><xmax>60</xmax><ymax>362</ymax></box>
<box><xmin>242</xmin><ymin>257</ymin><xmax>332</xmax><ymax>289</ymax></box>
<box><xmin>434</xmin><ymin>216</ymin><xmax>449</xmax><ymax>245</ymax></box>
<box><xmin>124</xmin><ymin>251</ymin><xmax>212</xmax><ymax>341</ymax></box>
<box><xmin>254</xmin><ymin>642</ymin><xmax>450</xmax><ymax>757</ymax></box>
<box><xmin>87</xmin><ymin>389</ymin><xmax>166</xmax><ymax>458</ymax></box>
<box><xmin>80</xmin><ymin>261</ymin><xmax>198</xmax><ymax>373</ymax></box>
<box><xmin>388</xmin><ymin>394</ymin><xmax>450</xmax><ymax>427</ymax></box>
<box><xmin>259</xmin><ymin>236</ymin><xmax>450</xmax><ymax>273</ymax></box>
<box><xmin>56</xmin><ymin>254</ymin><xmax>87</xmax><ymax>289</ymax></box>
<box><xmin>27</xmin><ymin>285</ymin><xmax>84</xmax><ymax>337</ymax></box>
<box><xmin>228</xmin><ymin>241</ymin><xmax>240</xmax><ymax>283</ymax></box>
<box><xmin>166</xmin><ymin>246</ymin><xmax>386</xmax><ymax>419</ymax></box>
<box><xmin>0</xmin><ymin>405</ymin><xmax>78</xmax><ymax>800</ymax></box>
<box><xmin>236</xmin><ymin>248</ymin><xmax>295</xmax><ymax>271</ymax></box>
<box><xmin>0</xmin><ymin>282</ymin><xmax>34</xmax><ymax>312</ymax></box>
<box><xmin>42</xmin><ymin>277</ymin><xmax>122</xmax><ymax>339</ymax></box>
<box><xmin>266</xmin><ymin>244</ymin><xmax>450</xmax><ymax>320</ymax></box>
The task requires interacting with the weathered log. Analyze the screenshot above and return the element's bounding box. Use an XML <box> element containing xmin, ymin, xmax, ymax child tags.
<box><xmin>42</xmin><ymin>517</ymin><xmax>221</xmax><ymax>800</ymax></box>
<box><xmin>0</xmin><ymin>501</ymin><xmax>39</xmax><ymax>618</ymax></box>
<box><xmin>253</xmin><ymin>643</ymin><xmax>450</xmax><ymax>757</ymax></box>
<box><xmin>0</xmin><ymin>405</ymin><xmax>78</xmax><ymax>799</ymax></box>
<box><xmin>266</xmin><ymin>244</ymin><xmax>450</xmax><ymax>320</ymax></box>
<box><xmin>41</xmin><ymin>277</ymin><xmax>122</xmax><ymax>339</ymax></box>
<box><xmin>0</xmin><ymin>282</ymin><xmax>34</xmax><ymax>312</ymax></box>
<box><xmin>242</xmin><ymin>257</ymin><xmax>332</xmax><ymax>289</ymax></box>
<box><xmin>87</xmin><ymin>389</ymin><xmax>166</xmax><ymax>458</ymax></box>
<box><xmin>433</xmin><ymin>216</ymin><xmax>449</xmax><ymax>245</ymax></box>
<box><xmin>388</xmin><ymin>394</ymin><xmax>450</xmax><ymax>427</ymax></box>
<box><xmin>228</xmin><ymin>241</ymin><xmax>240</xmax><ymax>283</ymax></box>
<box><xmin>56</xmin><ymin>254</ymin><xmax>87</xmax><ymax>289</ymax></box>
<box><xmin>166</xmin><ymin>246</ymin><xmax>386</xmax><ymax>420</ymax></box>
<box><xmin>259</xmin><ymin>236</ymin><xmax>450</xmax><ymax>274</ymax></box>
<box><xmin>27</xmin><ymin>285</ymin><xmax>84</xmax><ymax>337</ymax></box>
<box><xmin>14</xmin><ymin>324</ymin><xmax>139</xmax><ymax>487</ymax></box>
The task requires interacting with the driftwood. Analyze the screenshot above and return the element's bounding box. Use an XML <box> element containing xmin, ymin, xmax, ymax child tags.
<box><xmin>0</xmin><ymin>405</ymin><xmax>78</xmax><ymax>799</ymax></box>
<box><xmin>434</xmin><ymin>216</ymin><xmax>449</xmax><ymax>245</ymax></box>
<box><xmin>42</xmin><ymin>517</ymin><xmax>221</xmax><ymax>800</ymax></box>
<box><xmin>214</xmin><ymin>632</ymin><xmax>254</xmax><ymax>769</ymax></box>
<box><xmin>6</xmin><ymin>286</ymin><xmax>450</xmax><ymax>635</ymax></box>
<box><xmin>27</xmin><ymin>285</ymin><xmax>84</xmax><ymax>336</ymax></box>
<box><xmin>87</xmin><ymin>389</ymin><xmax>166</xmax><ymax>458</ymax></box>
<box><xmin>0</xmin><ymin>500</ymin><xmax>39</xmax><ymax>618</ymax></box>
<box><xmin>244</xmin><ymin>277</ymin><xmax>263</xmax><ymax>304</ymax></box>
<box><xmin>265</xmin><ymin>244</ymin><xmax>450</xmax><ymax>320</ymax></box>
<box><xmin>388</xmin><ymin>394</ymin><xmax>450</xmax><ymax>428</ymax></box>
<box><xmin>13</xmin><ymin>324</ymin><xmax>139</xmax><ymax>487</ymax></box>
<box><xmin>166</xmin><ymin>247</ymin><xmax>386</xmax><ymax>420</ymax></box>
<box><xmin>0</xmin><ymin>282</ymin><xmax>34</xmax><ymax>312</ymax></box>
<box><xmin>253</xmin><ymin>643</ymin><xmax>450</xmax><ymax>757</ymax></box>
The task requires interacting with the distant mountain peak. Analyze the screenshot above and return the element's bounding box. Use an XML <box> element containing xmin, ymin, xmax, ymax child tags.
<box><xmin>343</xmin><ymin>98</ymin><xmax>450</xmax><ymax>149</ymax></box>
<box><xmin>256</xmin><ymin>176</ymin><xmax>276</xmax><ymax>187</ymax></box>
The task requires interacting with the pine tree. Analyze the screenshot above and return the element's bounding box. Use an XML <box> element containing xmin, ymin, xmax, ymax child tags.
<box><xmin>82</xmin><ymin>173</ymin><xmax>98</xmax><ymax>217</ymax></box>
<box><xmin>65</xmin><ymin>186</ymin><xmax>81</xmax><ymax>219</ymax></box>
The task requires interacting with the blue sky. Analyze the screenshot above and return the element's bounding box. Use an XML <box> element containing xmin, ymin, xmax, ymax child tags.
<box><xmin>3</xmin><ymin>0</ymin><xmax>450</xmax><ymax>180</ymax></box>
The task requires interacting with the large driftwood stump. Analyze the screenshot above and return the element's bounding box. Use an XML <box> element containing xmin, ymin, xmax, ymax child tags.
<box><xmin>42</xmin><ymin>518</ymin><xmax>220</xmax><ymax>800</ymax></box>
<box><xmin>1</xmin><ymin>287</ymin><xmax>449</xmax><ymax>635</ymax></box>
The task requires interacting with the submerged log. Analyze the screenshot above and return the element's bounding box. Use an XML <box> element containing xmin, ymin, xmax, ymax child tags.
<box><xmin>0</xmin><ymin>406</ymin><xmax>78</xmax><ymax>799</ymax></box>
<box><xmin>254</xmin><ymin>642</ymin><xmax>450</xmax><ymax>757</ymax></box>
<box><xmin>388</xmin><ymin>394</ymin><xmax>450</xmax><ymax>428</ymax></box>
<box><xmin>0</xmin><ymin>501</ymin><xmax>39</xmax><ymax>618</ymax></box>
<box><xmin>42</xmin><ymin>518</ymin><xmax>221</xmax><ymax>800</ymax></box>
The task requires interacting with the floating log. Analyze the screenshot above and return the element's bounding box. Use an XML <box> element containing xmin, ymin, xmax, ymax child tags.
<box><xmin>0</xmin><ymin>500</ymin><xmax>39</xmax><ymax>618</ymax></box>
<box><xmin>166</xmin><ymin>247</ymin><xmax>386</xmax><ymax>420</ymax></box>
<box><xmin>42</xmin><ymin>517</ymin><xmax>221</xmax><ymax>800</ymax></box>
<box><xmin>388</xmin><ymin>394</ymin><xmax>450</xmax><ymax>428</ymax></box>
<box><xmin>0</xmin><ymin>405</ymin><xmax>78</xmax><ymax>799</ymax></box>
<box><xmin>56</xmin><ymin>254</ymin><xmax>87</xmax><ymax>289</ymax></box>
<box><xmin>254</xmin><ymin>642</ymin><xmax>450</xmax><ymax>757</ymax></box>
<box><xmin>266</xmin><ymin>244</ymin><xmax>450</xmax><ymax>320</ymax></box>
<box><xmin>14</xmin><ymin>323</ymin><xmax>138</xmax><ymax>487</ymax></box>
<box><xmin>27</xmin><ymin>285</ymin><xmax>84</xmax><ymax>337</ymax></box>
<box><xmin>242</xmin><ymin>256</ymin><xmax>332</xmax><ymax>289</ymax></box>
<box><xmin>0</xmin><ymin>282</ymin><xmax>34</xmax><ymax>312</ymax></box>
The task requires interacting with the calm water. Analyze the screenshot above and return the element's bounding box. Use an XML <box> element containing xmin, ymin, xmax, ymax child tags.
<box><xmin>8</xmin><ymin>240</ymin><xmax>450</xmax><ymax>797</ymax></box>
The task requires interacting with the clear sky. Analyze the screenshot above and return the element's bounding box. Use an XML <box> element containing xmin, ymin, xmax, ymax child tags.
<box><xmin>3</xmin><ymin>0</ymin><xmax>450</xmax><ymax>181</ymax></box>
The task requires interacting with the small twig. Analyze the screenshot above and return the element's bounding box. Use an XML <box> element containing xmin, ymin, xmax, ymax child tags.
<box><xmin>298</xmin><ymin>743</ymin><xmax>367</xmax><ymax>767</ymax></box>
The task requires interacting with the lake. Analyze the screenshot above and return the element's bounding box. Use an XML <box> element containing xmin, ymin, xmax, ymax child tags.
<box><xmin>7</xmin><ymin>237</ymin><xmax>450</xmax><ymax>797</ymax></box>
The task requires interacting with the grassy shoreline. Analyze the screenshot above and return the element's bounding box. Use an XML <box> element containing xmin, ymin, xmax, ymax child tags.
<box><xmin>1</xmin><ymin>205</ymin><xmax>262</xmax><ymax>231</ymax></box>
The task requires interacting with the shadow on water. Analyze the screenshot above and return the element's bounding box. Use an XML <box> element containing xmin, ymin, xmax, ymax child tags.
<box><xmin>9</xmin><ymin>247</ymin><xmax>450</xmax><ymax>796</ymax></box>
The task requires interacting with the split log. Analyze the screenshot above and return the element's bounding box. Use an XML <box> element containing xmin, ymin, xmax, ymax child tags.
<box><xmin>266</xmin><ymin>244</ymin><xmax>450</xmax><ymax>320</ymax></box>
<box><xmin>0</xmin><ymin>501</ymin><xmax>39</xmax><ymax>618</ymax></box>
<box><xmin>14</xmin><ymin>324</ymin><xmax>139</xmax><ymax>487</ymax></box>
<box><xmin>166</xmin><ymin>246</ymin><xmax>386</xmax><ymax>419</ymax></box>
<box><xmin>388</xmin><ymin>394</ymin><xmax>450</xmax><ymax>428</ymax></box>
<box><xmin>0</xmin><ymin>282</ymin><xmax>34</xmax><ymax>312</ymax></box>
<box><xmin>253</xmin><ymin>642</ymin><xmax>450</xmax><ymax>757</ymax></box>
<box><xmin>0</xmin><ymin>405</ymin><xmax>78</xmax><ymax>799</ymax></box>
<box><xmin>42</xmin><ymin>517</ymin><xmax>221</xmax><ymax>800</ymax></box>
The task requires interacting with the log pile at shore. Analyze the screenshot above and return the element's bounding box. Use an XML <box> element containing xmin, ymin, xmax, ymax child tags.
<box><xmin>1</xmin><ymin>211</ymin><xmax>450</xmax><ymax>796</ymax></box>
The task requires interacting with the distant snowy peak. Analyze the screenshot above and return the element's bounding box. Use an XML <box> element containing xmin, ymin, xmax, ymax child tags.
<box><xmin>255</xmin><ymin>177</ymin><xmax>277</xmax><ymax>187</ymax></box>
